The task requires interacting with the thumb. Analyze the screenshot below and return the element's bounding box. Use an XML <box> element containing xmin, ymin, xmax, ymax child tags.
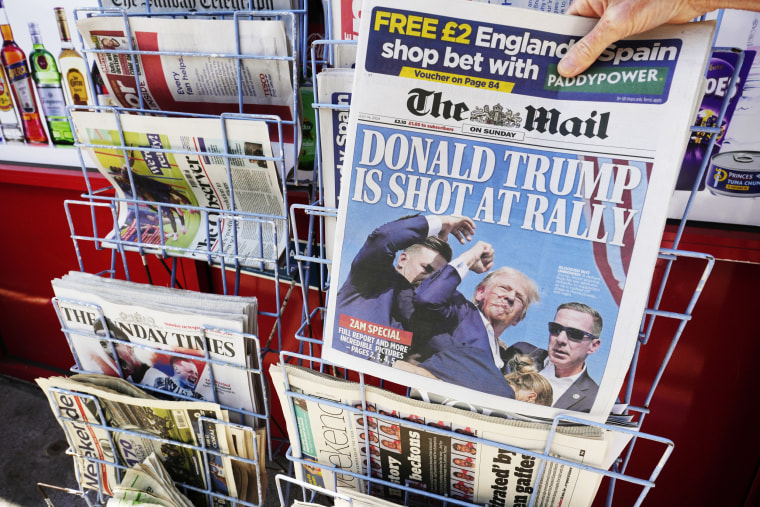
<box><xmin>558</xmin><ymin>21</ymin><xmax>620</xmax><ymax>77</ymax></box>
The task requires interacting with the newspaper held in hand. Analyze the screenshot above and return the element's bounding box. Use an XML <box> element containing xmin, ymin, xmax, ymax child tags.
<box><xmin>35</xmin><ymin>375</ymin><xmax>236</xmax><ymax>507</ymax></box>
<box><xmin>270</xmin><ymin>362</ymin><xmax>614</xmax><ymax>507</ymax></box>
<box><xmin>70</xmin><ymin>110</ymin><xmax>287</xmax><ymax>267</ymax></box>
<box><xmin>52</xmin><ymin>271</ymin><xmax>265</xmax><ymax>429</ymax></box>
<box><xmin>321</xmin><ymin>0</ymin><xmax>714</xmax><ymax>424</ymax></box>
<box><xmin>75</xmin><ymin>16</ymin><xmax>296</xmax><ymax>144</ymax></box>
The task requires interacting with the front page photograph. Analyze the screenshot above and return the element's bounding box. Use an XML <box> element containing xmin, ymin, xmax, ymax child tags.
<box><xmin>321</xmin><ymin>0</ymin><xmax>714</xmax><ymax>423</ymax></box>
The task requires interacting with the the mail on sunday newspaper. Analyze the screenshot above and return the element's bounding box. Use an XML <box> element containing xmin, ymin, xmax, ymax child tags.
<box><xmin>321</xmin><ymin>0</ymin><xmax>715</xmax><ymax>423</ymax></box>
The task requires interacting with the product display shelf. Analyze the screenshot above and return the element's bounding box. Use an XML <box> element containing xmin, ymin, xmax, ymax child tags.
<box><xmin>43</xmin><ymin>383</ymin><xmax>266</xmax><ymax>507</ymax></box>
<box><xmin>51</xmin><ymin>295</ymin><xmax>272</xmax><ymax>449</ymax></box>
<box><xmin>274</xmin><ymin>11</ymin><xmax>744</xmax><ymax>504</ymax></box>
<box><xmin>29</xmin><ymin>1</ymin><xmax>747</xmax><ymax>504</ymax></box>
<box><xmin>36</xmin><ymin>4</ymin><xmax>316</xmax><ymax>505</ymax></box>
<box><xmin>274</xmin><ymin>352</ymin><xmax>678</xmax><ymax>507</ymax></box>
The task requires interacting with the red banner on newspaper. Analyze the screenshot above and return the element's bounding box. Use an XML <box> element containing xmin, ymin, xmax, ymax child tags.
<box><xmin>338</xmin><ymin>314</ymin><xmax>413</xmax><ymax>346</ymax></box>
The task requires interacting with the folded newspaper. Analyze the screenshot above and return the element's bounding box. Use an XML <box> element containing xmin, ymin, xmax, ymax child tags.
<box><xmin>70</xmin><ymin>109</ymin><xmax>288</xmax><ymax>267</ymax></box>
<box><xmin>321</xmin><ymin>0</ymin><xmax>715</xmax><ymax>424</ymax></box>
<box><xmin>270</xmin><ymin>362</ymin><xmax>616</xmax><ymax>507</ymax></box>
<box><xmin>52</xmin><ymin>271</ymin><xmax>265</xmax><ymax>428</ymax></box>
<box><xmin>76</xmin><ymin>15</ymin><xmax>296</xmax><ymax>142</ymax></box>
<box><xmin>36</xmin><ymin>375</ymin><xmax>236</xmax><ymax>506</ymax></box>
<box><xmin>106</xmin><ymin>452</ymin><xmax>193</xmax><ymax>507</ymax></box>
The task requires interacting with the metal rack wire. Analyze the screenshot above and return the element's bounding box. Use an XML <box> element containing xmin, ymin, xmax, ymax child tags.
<box><xmin>33</xmin><ymin>2</ymin><xmax>749</xmax><ymax>505</ymax></box>
<box><xmin>277</xmin><ymin>10</ymin><xmax>743</xmax><ymax>503</ymax></box>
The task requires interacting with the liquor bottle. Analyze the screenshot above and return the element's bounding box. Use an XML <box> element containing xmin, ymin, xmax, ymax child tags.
<box><xmin>0</xmin><ymin>64</ymin><xmax>24</xmax><ymax>142</ymax></box>
<box><xmin>28</xmin><ymin>22</ymin><xmax>73</xmax><ymax>145</ymax></box>
<box><xmin>54</xmin><ymin>7</ymin><xmax>93</xmax><ymax>107</ymax></box>
<box><xmin>0</xmin><ymin>1</ymin><xmax>47</xmax><ymax>143</ymax></box>
<box><xmin>91</xmin><ymin>60</ymin><xmax>113</xmax><ymax>106</ymax></box>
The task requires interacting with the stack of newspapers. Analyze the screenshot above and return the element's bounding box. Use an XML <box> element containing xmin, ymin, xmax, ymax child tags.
<box><xmin>37</xmin><ymin>374</ymin><xmax>266</xmax><ymax>507</ymax></box>
<box><xmin>71</xmin><ymin>11</ymin><xmax>304</xmax><ymax>267</ymax></box>
<box><xmin>106</xmin><ymin>453</ymin><xmax>194</xmax><ymax>507</ymax></box>
<box><xmin>51</xmin><ymin>270</ymin><xmax>265</xmax><ymax>430</ymax></box>
<box><xmin>271</xmin><ymin>363</ymin><xmax>625</xmax><ymax>507</ymax></box>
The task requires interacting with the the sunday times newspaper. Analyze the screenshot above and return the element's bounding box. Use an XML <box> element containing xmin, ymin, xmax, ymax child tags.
<box><xmin>51</xmin><ymin>271</ymin><xmax>265</xmax><ymax>428</ymax></box>
<box><xmin>36</xmin><ymin>375</ymin><xmax>236</xmax><ymax>506</ymax></box>
<box><xmin>321</xmin><ymin>0</ymin><xmax>714</xmax><ymax>423</ymax></box>
<box><xmin>270</xmin><ymin>362</ymin><xmax>612</xmax><ymax>507</ymax></box>
<box><xmin>71</xmin><ymin>110</ymin><xmax>287</xmax><ymax>266</ymax></box>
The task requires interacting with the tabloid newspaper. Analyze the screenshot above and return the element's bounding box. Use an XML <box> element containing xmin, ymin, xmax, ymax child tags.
<box><xmin>320</xmin><ymin>0</ymin><xmax>715</xmax><ymax>424</ymax></box>
<box><xmin>70</xmin><ymin>110</ymin><xmax>288</xmax><ymax>266</ymax></box>
<box><xmin>270</xmin><ymin>362</ymin><xmax>614</xmax><ymax>507</ymax></box>
<box><xmin>75</xmin><ymin>15</ymin><xmax>296</xmax><ymax>143</ymax></box>
<box><xmin>35</xmin><ymin>375</ymin><xmax>236</xmax><ymax>507</ymax></box>
<box><xmin>51</xmin><ymin>271</ymin><xmax>265</xmax><ymax>428</ymax></box>
<box><xmin>316</xmin><ymin>68</ymin><xmax>354</xmax><ymax>266</ymax></box>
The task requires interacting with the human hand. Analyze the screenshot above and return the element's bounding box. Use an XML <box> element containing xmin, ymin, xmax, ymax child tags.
<box><xmin>558</xmin><ymin>0</ymin><xmax>709</xmax><ymax>78</ymax></box>
<box><xmin>438</xmin><ymin>215</ymin><xmax>476</xmax><ymax>244</ymax></box>
<box><xmin>462</xmin><ymin>241</ymin><xmax>494</xmax><ymax>274</ymax></box>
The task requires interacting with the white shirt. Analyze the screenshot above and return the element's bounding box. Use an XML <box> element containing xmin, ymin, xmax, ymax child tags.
<box><xmin>542</xmin><ymin>360</ymin><xmax>586</xmax><ymax>405</ymax></box>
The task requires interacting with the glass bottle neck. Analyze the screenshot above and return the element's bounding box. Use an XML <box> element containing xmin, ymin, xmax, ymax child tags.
<box><xmin>1</xmin><ymin>24</ymin><xmax>13</xmax><ymax>43</ymax></box>
<box><xmin>28</xmin><ymin>23</ymin><xmax>42</xmax><ymax>47</ymax></box>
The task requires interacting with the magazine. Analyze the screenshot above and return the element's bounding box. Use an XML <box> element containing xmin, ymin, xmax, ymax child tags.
<box><xmin>321</xmin><ymin>0</ymin><xmax>715</xmax><ymax>424</ymax></box>
<box><xmin>36</xmin><ymin>375</ymin><xmax>236</xmax><ymax>506</ymax></box>
<box><xmin>70</xmin><ymin>109</ymin><xmax>288</xmax><ymax>266</ymax></box>
<box><xmin>270</xmin><ymin>362</ymin><xmax>614</xmax><ymax>507</ymax></box>
<box><xmin>52</xmin><ymin>271</ymin><xmax>265</xmax><ymax>428</ymax></box>
<box><xmin>76</xmin><ymin>15</ymin><xmax>296</xmax><ymax>143</ymax></box>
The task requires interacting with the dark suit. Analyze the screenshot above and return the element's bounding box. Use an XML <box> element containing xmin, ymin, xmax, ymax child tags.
<box><xmin>411</xmin><ymin>265</ymin><xmax>516</xmax><ymax>398</ymax></box>
<box><xmin>333</xmin><ymin>216</ymin><xmax>429</xmax><ymax>358</ymax></box>
<box><xmin>504</xmin><ymin>342</ymin><xmax>599</xmax><ymax>413</ymax></box>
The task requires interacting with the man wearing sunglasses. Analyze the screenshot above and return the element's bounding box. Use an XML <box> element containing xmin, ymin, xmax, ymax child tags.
<box><xmin>504</xmin><ymin>302</ymin><xmax>602</xmax><ymax>412</ymax></box>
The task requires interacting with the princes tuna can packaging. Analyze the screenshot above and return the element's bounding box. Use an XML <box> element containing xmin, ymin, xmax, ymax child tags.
<box><xmin>675</xmin><ymin>50</ymin><xmax>755</xmax><ymax>191</ymax></box>
<box><xmin>707</xmin><ymin>151</ymin><xmax>760</xmax><ymax>197</ymax></box>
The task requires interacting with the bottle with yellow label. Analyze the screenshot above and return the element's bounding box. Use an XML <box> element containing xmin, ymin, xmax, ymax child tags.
<box><xmin>0</xmin><ymin>65</ymin><xmax>23</xmax><ymax>142</ymax></box>
<box><xmin>54</xmin><ymin>7</ymin><xmax>93</xmax><ymax>107</ymax></box>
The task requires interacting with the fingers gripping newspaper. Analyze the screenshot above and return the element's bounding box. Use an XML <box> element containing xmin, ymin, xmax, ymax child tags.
<box><xmin>270</xmin><ymin>363</ymin><xmax>612</xmax><ymax>507</ymax></box>
<box><xmin>71</xmin><ymin>110</ymin><xmax>287</xmax><ymax>266</ymax></box>
<box><xmin>36</xmin><ymin>375</ymin><xmax>236</xmax><ymax>506</ymax></box>
<box><xmin>321</xmin><ymin>0</ymin><xmax>715</xmax><ymax>423</ymax></box>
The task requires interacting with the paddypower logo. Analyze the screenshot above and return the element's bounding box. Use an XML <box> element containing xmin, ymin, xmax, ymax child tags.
<box><xmin>545</xmin><ymin>41</ymin><xmax>678</xmax><ymax>95</ymax></box>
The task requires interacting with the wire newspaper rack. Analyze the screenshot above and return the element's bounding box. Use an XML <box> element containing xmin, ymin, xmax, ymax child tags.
<box><xmin>274</xmin><ymin>352</ymin><xmax>676</xmax><ymax>507</ymax></box>
<box><xmin>278</xmin><ymin>12</ymin><xmax>738</xmax><ymax>505</ymax></box>
<box><xmin>40</xmin><ymin>384</ymin><xmax>266</xmax><ymax>507</ymax></box>
<box><xmin>43</xmin><ymin>3</ymin><xmax>315</xmax><ymax>505</ymax></box>
<box><xmin>42</xmin><ymin>1</ymin><xmax>744</xmax><ymax>505</ymax></box>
